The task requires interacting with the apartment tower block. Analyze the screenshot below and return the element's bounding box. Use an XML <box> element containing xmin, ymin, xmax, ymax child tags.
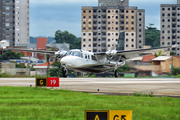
<box><xmin>0</xmin><ymin>0</ymin><xmax>29</xmax><ymax>46</ymax></box>
<box><xmin>81</xmin><ymin>0</ymin><xmax>145</xmax><ymax>52</ymax></box>
<box><xmin>161</xmin><ymin>0</ymin><xmax>180</xmax><ymax>55</ymax></box>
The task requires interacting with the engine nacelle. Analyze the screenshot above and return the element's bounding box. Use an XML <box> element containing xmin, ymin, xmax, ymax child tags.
<box><xmin>55</xmin><ymin>50</ymin><xmax>67</xmax><ymax>58</ymax></box>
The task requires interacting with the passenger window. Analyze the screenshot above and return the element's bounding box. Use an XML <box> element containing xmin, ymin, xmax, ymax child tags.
<box><xmin>85</xmin><ymin>54</ymin><xmax>87</xmax><ymax>59</ymax></box>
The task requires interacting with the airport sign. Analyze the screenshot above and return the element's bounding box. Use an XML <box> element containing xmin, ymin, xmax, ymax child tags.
<box><xmin>47</xmin><ymin>77</ymin><xmax>59</xmax><ymax>87</ymax></box>
<box><xmin>85</xmin><ymin>110</ymin><xmax>109</xmax><ymax>120</ymax></box>
<box><xmin>36</xmin><ymin>78</ymin><xmax>47</xmax><ymax>87</ymax></box>
<box><xmin>109</xmin><ymin>110</ymin><xmax>132</xmax><ymax>120</ymax></box>
<box><xmin>85</xmin><ymin>110</ymin><xmax>132</xmax><ymax>120</ymax></box>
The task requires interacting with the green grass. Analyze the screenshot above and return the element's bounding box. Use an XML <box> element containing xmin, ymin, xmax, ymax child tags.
<box><xmin>0</xmin><ymin>87</ymin><xmax>179</xmax><ymax>120</ymax></box>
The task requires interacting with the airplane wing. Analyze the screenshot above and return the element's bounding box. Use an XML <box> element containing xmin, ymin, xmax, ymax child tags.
<box><xmin>5</xmin><ymin>48</ymin><xmax>56</xmax><ymax>55</ymax></box>
<box><xmin>94</xmin><ymin>45</ymin><xmax>176</xmax><ymax>59</ymax></box>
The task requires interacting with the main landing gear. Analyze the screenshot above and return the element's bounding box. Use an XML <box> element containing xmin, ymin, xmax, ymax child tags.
<box><xmin>62</xmin><ymin>67</ymin><xmax>68</xmax><ymax>78</ymax></box>
<box><xmin>114</xmin><ymin>70</ymin><xmax>118</xmax><ymax>78</ymax></box>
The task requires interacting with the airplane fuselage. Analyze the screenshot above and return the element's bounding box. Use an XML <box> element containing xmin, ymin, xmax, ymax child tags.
<box><xmin>60</xmin><ymin>49</ymin><xmax>125</xmax><ymax>73</ymax></box>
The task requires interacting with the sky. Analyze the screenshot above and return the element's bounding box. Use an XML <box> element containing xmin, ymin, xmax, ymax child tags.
<box><xmin>30</xmin><ymin>0</ymin><xmax>177</xmax><ymax>37</ymax></box>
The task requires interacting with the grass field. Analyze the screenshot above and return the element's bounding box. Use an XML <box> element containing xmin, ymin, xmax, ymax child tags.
<box><xmin>0</xmin><ymin>87</ymin><xmax>179</xmax><ymax>120</ymax></box>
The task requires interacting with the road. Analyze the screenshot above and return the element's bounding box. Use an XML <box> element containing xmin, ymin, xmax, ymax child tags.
<box><xmin>0</xmin><ymin>78</ymin><xmax>180</xmax><ymax>97</ymax></box>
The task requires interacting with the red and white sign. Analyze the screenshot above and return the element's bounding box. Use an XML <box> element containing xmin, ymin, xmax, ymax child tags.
<box><xmin>47</xmin><ymin>77</ymin><xmax>59</xmax><ymax>87</ymax></box>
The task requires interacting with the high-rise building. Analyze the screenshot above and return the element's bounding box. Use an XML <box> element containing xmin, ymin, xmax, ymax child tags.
<box><xmin>161</xmin><ymin>0</ymin><xmax>180</xmax><ymax>55</ymax></box>
<box><xmin>81</xmin><ymin>0</ymin><xmax>145</xmax><ymax>52</ymax></box>
<box><xmin>0</xmin><ymin>0</ymin><xmax>29</xmax><ymax>46</ymax></box>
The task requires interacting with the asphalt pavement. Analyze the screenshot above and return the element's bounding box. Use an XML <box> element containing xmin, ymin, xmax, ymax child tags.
<box><xmin>0</xmin><ymin>78</ymin><xmax>180</xmax><ymax>97</ymax></box>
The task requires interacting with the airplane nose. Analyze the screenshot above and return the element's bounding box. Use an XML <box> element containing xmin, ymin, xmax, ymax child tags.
<box><xmin>60</xmin><ymin>57</ymin><xmax>66</xmax><ymax>65</ymax></box>
<box><xmin>60</xmin><ymin>57</ymin><xmax>72</xmax><ymax>67</ymax></box>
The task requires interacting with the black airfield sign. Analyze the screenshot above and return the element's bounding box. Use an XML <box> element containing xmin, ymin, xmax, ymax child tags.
<box><xmin>85</xmin><ymin>110</ymin><xmax>132</xmax><ymax>120</ymax></box>
<box><xmin>36</xmin><ymin>78</ymin><xmax>47</xmax><ymax>87</ymax></box>
<box><xmin>85</xmin><ymin>111</ymin><xmax>108</xmax><ymax>120</ymax></box>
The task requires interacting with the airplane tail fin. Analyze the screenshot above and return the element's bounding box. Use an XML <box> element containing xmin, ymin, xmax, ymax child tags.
<box><xmin>116</xmin><ymin>30</ymin><xmax>125</xmax><ymax>50</ymax></box>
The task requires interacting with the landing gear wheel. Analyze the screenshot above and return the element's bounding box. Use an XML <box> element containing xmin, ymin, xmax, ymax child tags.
<box><xmin>62</xmin><ymin>67</ymin><xmax>68</xmax><ymax>78</ymax></box>
<box><xmin>114</xmin><ymin>70</ymin><xmax>118</xmax><ymax>78</ymax></box>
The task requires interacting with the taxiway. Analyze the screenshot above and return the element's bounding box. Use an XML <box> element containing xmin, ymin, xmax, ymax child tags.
<box><xmin>0</xmin><ymin>78</ymin><xmax>180</xmax><ymax>97</ymax></box>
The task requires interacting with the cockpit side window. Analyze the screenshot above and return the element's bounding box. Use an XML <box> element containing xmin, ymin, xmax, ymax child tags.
<box><xmin>66</xmin><ymin>51</ymin><xmax>72</xmax><ymax>56</ymax></box>
<box><xmin>81</xmin><ymin>53</ymin><xmax>83</xmax><ymax>58</ymax></box>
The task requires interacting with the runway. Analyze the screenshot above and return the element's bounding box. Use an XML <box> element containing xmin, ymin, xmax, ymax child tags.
<box><xmin>0</xmin><ymin>78</ymin><xmax>180</xmax><ymax>97</ymax></box>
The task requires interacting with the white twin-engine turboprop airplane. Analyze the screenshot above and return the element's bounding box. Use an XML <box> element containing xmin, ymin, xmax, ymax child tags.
<box><xmin>8</xmin><ymin>44</ymin><xmax>177</xmax><ymax>78</ymax></box>
<box><xmin>54</xmin><ymin>44</ymin><xmax>177</xmax><ymax>77</ymax></box>
<box><xmin>57</xmin><ymin>49</ymin><xmax>126</xmax><ymax>77</ymax></box>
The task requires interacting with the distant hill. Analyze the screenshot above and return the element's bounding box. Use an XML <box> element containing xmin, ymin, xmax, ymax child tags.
<box><xmin>30</xmin><ymin>36</ymin><xmax>55</xmax><ymax>44</ymax></box>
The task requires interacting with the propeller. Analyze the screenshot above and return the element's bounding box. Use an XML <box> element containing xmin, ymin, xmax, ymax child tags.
<box><xmin>46</xmin><ymin>40</ymin><xmax>69</xmax><ymax>61</ymax></box>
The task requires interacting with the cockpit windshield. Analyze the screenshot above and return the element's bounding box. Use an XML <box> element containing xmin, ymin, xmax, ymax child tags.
<box><xmin>72</xmin><ymin>51</ymin><xmax>81</xmax><ymax>57</ymax></box>
<box><xmin>66</xmin><ymin>51</ymin><xmax>72</xmax><ymax>56</ymax></box>
<box><xmin>66</xmin><ymin>50</ymin><xmax>81</xmax><ymax>57</ymax></box>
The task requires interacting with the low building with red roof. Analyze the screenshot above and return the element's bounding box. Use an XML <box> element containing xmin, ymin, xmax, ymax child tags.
<box><xmin>142</xmin><ymin>55</ymin><xmax>156</xmax><ymax>62</ymax></box>
<box><xmin>33</xmin><ymin>61</ymin><xmax>55</xmax><ymax>76</ymax></box>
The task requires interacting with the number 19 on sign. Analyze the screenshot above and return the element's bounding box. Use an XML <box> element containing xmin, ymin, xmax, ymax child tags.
<box><xmin>47</xmin><ymin>77</ymin><xmax>59</xmax><ymax>87</ymax></box>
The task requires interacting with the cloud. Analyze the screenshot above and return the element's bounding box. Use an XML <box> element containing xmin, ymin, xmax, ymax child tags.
<box><xmin>145</xmin><ymin>15</ymin><xmax>161</xmax><ymax>30</ymax></box>
<box><xmin>30</xmin><ymin>19</ymin><xmax>81</xmax><ymax>37</ymax></box>
<box><xmin>30</xmin><ymin>0</ymin><xmax>177</xmax><ymax>37</ymax></box>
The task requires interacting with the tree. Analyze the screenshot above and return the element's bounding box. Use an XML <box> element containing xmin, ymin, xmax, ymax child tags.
<box><xmin>145</xmin><ymin>23</ymin><xmax>160</xmax><ymax>47</ymax></box>
<box><xmin>16</xmin><ymin>63</ymin><xmax>26</xmax><ymax>68</ymax></box>
<box><xmin>17</xmin><ymin>52</ymin><xmax>24</xmax><ymax>57</ymax></box>
<box><xmin>54</xmin><ymin>30</ymin><xmax>81</xmax><ymax>49</ymax></box>
<box><xmin>117</xmin><ymin>64</ymin><xmax>130</xmax><ymax>72</ymax></box>
<box><xmin>172</xmin><ymin>67</ymin><xmax>180</xmax><ymax>75</ymax></box>
<box><xmin>170</xmin><ymin>51</ymin><xmax>176</xmax><ymax>55</ymax></box>
<box><xmin>154</xmin><ymin>50</ymin><xmax>162</xmax><ymax>57</ymax></box>
<box><xmin>49</xmin><ymin>61</ymin><xmax>62</xmax><ymax>77</ymax></box>
<box><xmin>0</xmin><ymin>50</ymin><xmax>21</xmax><ymax>62</ymax></box>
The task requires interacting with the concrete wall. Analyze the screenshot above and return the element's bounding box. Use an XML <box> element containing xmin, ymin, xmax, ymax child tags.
<box><xmin>2</xmin><ymin>63</ymin><xmax>15</xmax><ymax>68</ymax></box>
<box><xmin>1</xmin><ymin>68</ymin><xmax>30</xmax><ymax>76</ymax></box>
<box><xmin>131</xmin><ymin>65</ymin><xmax>161</xmax><ymax>72</ymax></box>
<box><xmin>35</xmin><ymin>68</ymin><xmax>47</xmax><ymax>76</ymax></box>
<box><xmin>1</xmin><ymin>63</ymin><xmax>30</xmax><ymax>76</ymax></box>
